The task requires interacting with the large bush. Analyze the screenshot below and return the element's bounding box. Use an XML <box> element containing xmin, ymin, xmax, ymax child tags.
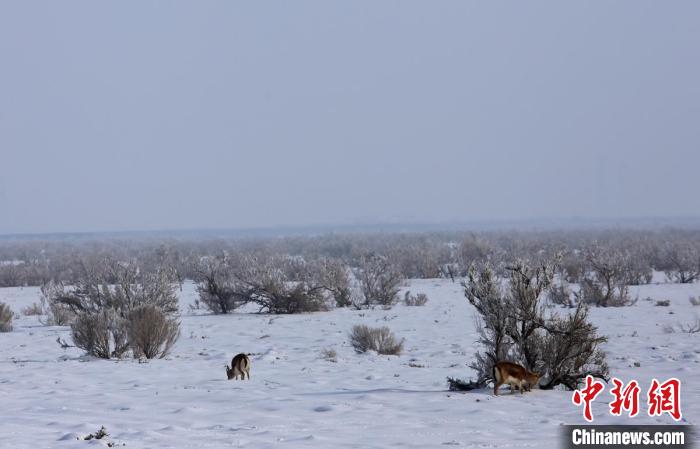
<box><xmin>352</xmin><ymin>255</ymin><xmax>403</xmax><ymax>309</ymax></box>
<box><xmin>45</xmin><ymin>259</ymin><xmax>181</xmax><ymax>359</ymax></box>
<box><xmin>463</xmin><ymin>261</ymin><xmax>608</xmax><ymax>390</ymax></box>
<box><xmin>195</xmin><ymin>255</ymin><xmax>245</xmax><ymax>314</ymax></box>
<box><xmin>127</xmin><ymin>305</ymin><xmax>180</xmax><ymax>359</ymax></box>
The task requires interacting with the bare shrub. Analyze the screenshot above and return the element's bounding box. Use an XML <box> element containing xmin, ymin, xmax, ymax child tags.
<box><xmin>463</xmin><ymin>261</ymin><xmax>608</xmax><ymax>390</ymax></box>
<box><xmin>349</xmin><ymin>324</ymin><xmax>404</xmax><ymax>355</ymax></box>
<box><xmin>403</xmin><ymin>291</ymin><xmax>429</xmax><ymax>306</ymax></box>
<box><xmin>655</xmin><ymin>299</ymin><xmax>671</xmax><ymax>307</ymax></box>
<box><xmin>679</xmin><ymin>319</ymin><xmax>700</xmax><ymax>334</ymax></box>
<box><xmin>22</xmin><ymin>302</ymin><xmax>43</xmax><ymax>316</ymax></box>
<box><xmin>127</xmin><ymin>305</ymin><xmax>180</xmax><ymax>359</ymax></box>
<box><xmin>195</xmin><ymin>255</ymin><xmax>245</xmax><ymax>314</ymax></box>
<box><xmin>71</xmin><ymin>309</ymin><xmax>129</xmax><ymax>359</ymax></box>
<box><xmin>48</xmin><ymin>260</ymin><xmax>180</xmax><ymax>316</ymax></box>
<box><xmin>537</xmin><ymin>304</ymin><xmax>609</xmax><ymax>390</ymax></box>
<box><xmin>658</xmin><ymin>241</ymin><xmax>700</xmax><ymax>284</ymax></box>
<box><xmin>229</xmin><ymin>255</ymin><xmax>329</xmax><ymax>314</ymax></box>
<box><xmin>315</xmin><ymin>258</ymin><xmax>352</xmax><ymax>308</ymax></box>
<box><xmin>353</xmin><ymin>255</ymin><xmax>403</xmax><ymax>309</ymax></box>
<box><xmin>576</xmin><ymin>247</ymin><xmax>636</xmax><ymax>307</ymax></box>
<box><xmin>689</xmin><ymin>296</ymin><xmax>700</xmax><ymax>307</ymax></box>
<box><xmin>0</xmin><ymin>302</ymin><xmax>13</xmax><ymax>332</ymax></box>
<box><xmin>46</xmin><ymin>259</ymin><xmax>180</xmax><ymax>358</ymax></box>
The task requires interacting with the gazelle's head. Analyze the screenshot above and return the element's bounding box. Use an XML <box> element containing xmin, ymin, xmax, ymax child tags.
<box><xmin>225</xmin><ymin>364</ymin><xmax>234</xmax><ymax>380</ymax></box>
<box><xmin>526</xmin><ymin>371</ymin><xmax>543</xmax><ymax>387</ymax></box>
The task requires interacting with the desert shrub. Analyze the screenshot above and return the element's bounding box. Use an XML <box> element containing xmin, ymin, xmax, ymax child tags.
<box><xmin>0</xmin><ymin>302</ymin><xmax>13</xmax><ymax>332</ymax></box>
<box><xmin>349</xmin><ymin>324</ymin><xmax>404</xmax><ymax>355</ymax></box>
<box><xmin>22</xmin><ymin>302</ymin><xmax>43</xmax><ymax>316</ymax></box>
<box><xmin>655</xmin><ymin>299</ymin><xmax>671</xmax><ymax>307</ymax></box>
<box><xmin>228</xmin><ymin>255</ymin><xmax>329</xmax><ymax>314</ymax></box>
<box><xmin>619</xmin><ymin>250</ymin><xmax>653</xmax><ymax>285</ymax></box>
<box><xmin>71</xmin><ymin>309</ymin><xmax>129</xmax><ymax>359</ymax></box>
<box><xmin>537</xmin><ymin>304</ymin><xmax>609</xmax><ymax>390</ymax></box>
<box><xmin>658</xmin><ymin>241</ymin><xmax>700</xmax><ymax>284</ymax></box>
<box><xmin>47</xmin><ymin>261</ymin><xmax>180</xmax><ymax>316</ymax></box>
<box><xmin>320</xmin><ymin>348</ymin><xmax>338</xmax><ymax>362</ymax></box>
<box><xmin>127</xmin><ymin>305</ymin><xmax>180</xmax><ymax>359</ymax></box>
<box><xmin>195</xmin><ymin>255</ymin><xmax>245</xmax><ymax>314</ymax></box>
<box><xmin>46</xmin><ymin>259</ymin><xmax>180</xmax><ymax>358</ymax></box>
<box><xmin>463</xmin><ymin>261</ymin><xmax>608</xmax><ymax>390</ymax></box>
<box><xmin>403</xmin><ymin>291</ymin><xmax>429</xmax><ymax>306</ymax></box>
<box><xmin>576</xmin><ymin>248</ymin><xmax>636</xmax><ymax>307</ymax></box>
<box><xmin>678</xmin><ymin>319</ymin><xmax>700</xmax><ymax>334</ymax></box>
<box><xmin>315</xmin><ymin>258</ymin><xmax>352</xmax><ymax>308</ymax></box>
<box><xmin>689</xmin><ymin>296</ymin><xmax>700</xmax><ymax>306</ymax></box>
<box><xmin>352</xmin><ymin>255</ymin><xmax>403</xmax><ymax>309</ymax></box>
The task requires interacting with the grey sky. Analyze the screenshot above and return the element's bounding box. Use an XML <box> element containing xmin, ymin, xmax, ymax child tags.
<box><xmin>1</xmin><ymin>1</ymin><xmax>698</xmax><ymax>235</ymax></box>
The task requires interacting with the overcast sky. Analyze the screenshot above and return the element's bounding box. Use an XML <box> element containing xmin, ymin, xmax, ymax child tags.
<box><xmin>1</xmin><ymin>1</ymin><xmax>698</xmax><ymax>235</ymax></box>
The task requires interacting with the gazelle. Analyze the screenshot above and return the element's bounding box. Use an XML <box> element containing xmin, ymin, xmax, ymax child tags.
<box><xmin>226</xmin><ymin>353</ymin><xmax>251</xmax><ymax>380</ymax></box>
<box><xmin>493</xmin><ymin>361</ymin><xmax>541</xmax><ymax>395</ymax></box>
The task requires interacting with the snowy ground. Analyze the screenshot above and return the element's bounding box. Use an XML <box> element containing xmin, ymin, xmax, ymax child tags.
<box><xmin>1</xmin><ymin>278</ymin><xmax>698</xmax><ymax>448</ymax></box>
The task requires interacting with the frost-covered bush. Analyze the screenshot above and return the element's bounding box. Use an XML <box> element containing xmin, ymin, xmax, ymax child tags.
<box><xmin>228</xmin><ymin>255</ymin><xmax>329</xmax><ymax>314</ymax></box>
<box><xmin>127</xmin><ymin>305</ymin><xmax>180</xmax><ymax>359</ymax></box>
<box><xmin>47</xmin><ymin>260</ymin><xmax>180</xmax><ymax>358</ymax></box>
<box><xmin>195</xmin><ymin>255</ymin><xmax>245</xmax><ymax>314</ymax></box>
<box><xmin>689</xmin><ymin>296</ymin><xmax>700</xmax><ymax>307</ymax></box>
<box><xmin>658</xmin><ymin>241</ymin><xmax>700</xmax><ymax>284</ymax></box>
<box><xmin>576</xmin><ymin>248</ymin><xmax>636</xmax><ymax>307</ymax></box>
<box><xmin>314</xmin><ymin>258</ymin><xmax>352</xmax><ymax>308</ymax></box>
<box><xmin>349</xmin><ymin>325</ymin><xmax>404</xmax><ymax>355</ymax></box>
<box><xmin>352</xmin><ymin>255</ymin><xmax>403</xmax><ymax>309</ymax></box>
<box><xmin>403</xmin><ymin>291</ymin><xmax>429</xmax><ymax>306</ymax></box>
<box><xmin>463</xmin><ymin>261</ymin><xmax>608</xmax><ymax>390</ymax></box>
<box><xmin>0</xmin><ymin>302</ymin><xmax>13</xmax><ymax>332</ymax></box>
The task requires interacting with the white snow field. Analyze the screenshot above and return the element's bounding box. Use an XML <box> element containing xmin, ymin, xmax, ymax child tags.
<box><xmin>1</xmin><ymin>279</ymin><xmax>698</xmax><ymax>449</ymax></box>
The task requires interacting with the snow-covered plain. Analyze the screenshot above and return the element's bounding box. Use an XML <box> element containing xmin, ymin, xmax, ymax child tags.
<box><xmin>1</xmin><ymin>278</ymin><xmax>698</xmax><ymax>448</ymax></box>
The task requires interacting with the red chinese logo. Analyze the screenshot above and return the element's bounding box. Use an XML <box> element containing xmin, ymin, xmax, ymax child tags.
<box><xmin>572</xmin><ymin>376</ymin><xmax>682</xmax><ymax>422</ymax></box>
<box><xmin>609</xmin><ymin>378</ymin><xmax>640</xmax><ymax>417</ymax></box>
<box><xmin>647</xmin><ymin>378</ymin><xmax>682</xmax><ymax>421</ymax></box>
<box><xmin>572</xmin><ymin>375</ymin><xmax>605</xmax><ymax>422</ymax></box>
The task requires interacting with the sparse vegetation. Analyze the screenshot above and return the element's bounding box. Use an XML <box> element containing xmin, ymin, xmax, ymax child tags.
<box><xmin>403</xmin><ymin>291</ymin><xmax>429</xmax><ymax>306</ymax></box>
<box><xmin>576</xmin><ymin>247</ymin><xmax>636</xmax><ymax>307</ymax></box>
<box><xmin>349</xmin><ymin>324</ymin><xmax>404</xmax><ymax>355</ymax></box>
<box><xmin>21</xmin><ymin>302</ymin><xmax>43</xmax><ymax>316</ymax></box>
<box><xmin>0</xmin><ymin>302</ymin><xmax>13</xmax><ymax>332</ymax></box>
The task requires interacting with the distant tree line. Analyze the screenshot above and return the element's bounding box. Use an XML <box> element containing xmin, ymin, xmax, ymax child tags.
<box><xmin>1</xmin><ymin>229</ymin><xmax>699</xmax><ymax>290</ymax></box>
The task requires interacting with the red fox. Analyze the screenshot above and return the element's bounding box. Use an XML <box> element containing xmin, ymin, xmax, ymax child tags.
<box><xmin>226</xmin><ymin>353</ymin><xmax>251</xmax><ymax>380</ymax></box>
<box><xmin>493</xmin><ymin>361</ymin><xmax>541</xmax><ymax>395</ymax></box>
